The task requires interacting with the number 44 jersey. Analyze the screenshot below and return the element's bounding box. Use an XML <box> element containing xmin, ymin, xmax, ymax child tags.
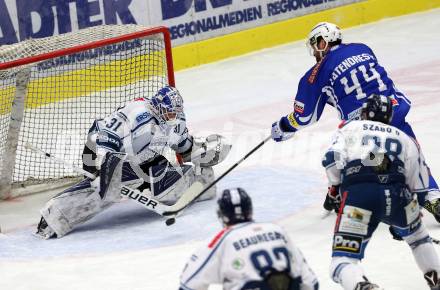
<box><xmin>179</xmin><ymin>222</ymin><xmax>319</xmax><ymax>290</ymax></box>
<box><xmin>283</xmin><ymin>43</ymin><xmax>411</xmax><ymax>132</ymax></box>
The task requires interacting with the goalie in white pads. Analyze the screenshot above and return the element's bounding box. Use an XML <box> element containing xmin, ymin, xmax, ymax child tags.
<box><xmin>323</xmin><ymin>95</ymin><xmax>440</xmax><ymax>290</ymax></box>
<box><xmin>36</xmin><ymin>86</ymin><xmax>231</xmax><ymax>239</ymax></box>
<box><xmin>179</xmin><ymin>187</ymin><xmax>319</xmax><ymax>290</ymax></box>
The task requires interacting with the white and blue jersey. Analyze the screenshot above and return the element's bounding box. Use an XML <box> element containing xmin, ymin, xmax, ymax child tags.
<box><xmin>322</xmin><ymin>120</ymin><xmax>431</xmax><ymax>260</ymax></box>
<box><xmin>179</xmin><ymin>222</ymin><xmax>318</xmax><ymax>290</ymax></box>
<box><xmin>87</xmin><ymin>97</ymin><xmax>192</xmax><ymax>165</ymax></box>
<box><xmin>322</xmin><ymin>120</ymin><xmax>430</xmax><ymax>196</ymax></box>
<box><xmin>280</xmin><ymin>43</ymin><xmax>412</xmax><ymax>137</ymax></box>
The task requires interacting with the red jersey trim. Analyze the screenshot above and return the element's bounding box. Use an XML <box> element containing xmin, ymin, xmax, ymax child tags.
<box><xmin>338</xmin><ymin>120</ymin><xmax>346</xmax><ymax>129</ymax></box>
<box><xmin>208</xmin><ymin>227</ymin><xmax>230</xmax><ymax>249</ymax></box>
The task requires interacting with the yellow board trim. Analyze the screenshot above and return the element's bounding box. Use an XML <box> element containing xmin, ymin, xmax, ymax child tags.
<box><xmin>1</xmin><ymin>0</ymin><xmax>438</xmax><ymax>113</ymax></box>
<box><xmin>172</xmin><ymin>0</ymin><xmax>440</xmax><ymax>71</ymax></box>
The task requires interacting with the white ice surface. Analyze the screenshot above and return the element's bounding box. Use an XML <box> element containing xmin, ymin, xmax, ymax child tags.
<box><xmin>1</xmin><ymin>9</ymin><xmax>440</xmax><ymax>290</ymax></box>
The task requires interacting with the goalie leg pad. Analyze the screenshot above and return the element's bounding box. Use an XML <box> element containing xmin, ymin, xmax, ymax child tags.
<box><xmin>40</xmin><ymin>179</ymin><xmax>102</xmax><ymax>238</ymax></box>
<box><xmin>40</xmin><ymin>157</ymin><xmax>123</xmax><ymax>238</ymax></box>
<box><xmin>149</xmin><ymin>162</ymin><xmax>195</xmax><ymax>204</ymax></box>
<box><xmin>195</xmin><ymin>166</ymin><xmax>216</xmax><ymax>201</ymax></box>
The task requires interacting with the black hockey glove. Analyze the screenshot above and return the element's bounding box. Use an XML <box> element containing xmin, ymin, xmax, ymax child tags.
<box><xmin>323</xmin><ymin>185</ymin><xmax>341</xmax><ymax>213</ymax></box>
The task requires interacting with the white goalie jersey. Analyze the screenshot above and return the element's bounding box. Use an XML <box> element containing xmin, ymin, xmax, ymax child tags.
<box><xmin>179</xmin><ymin>222</ymin><xmax>319</xmax><ymax>290</ymax></box>
<box><xmin>87</xmin><ymin>97</ymin><xmax>192</xmax><ymax>167</ymax></box>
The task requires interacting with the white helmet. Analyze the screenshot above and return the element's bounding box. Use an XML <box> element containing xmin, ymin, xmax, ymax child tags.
<box><xmin>307</xmin><ymin>22</ymin><xmax>342</xmax><ymax>56</ymax></box>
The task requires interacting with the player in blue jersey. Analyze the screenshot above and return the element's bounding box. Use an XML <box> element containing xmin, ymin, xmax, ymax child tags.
<box><xmin>270</xmin><ymin>22</ymin><xmax>440</xmax><ymax>222</ymax></box>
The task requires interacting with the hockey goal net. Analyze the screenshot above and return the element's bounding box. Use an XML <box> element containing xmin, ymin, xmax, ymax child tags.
<box><xmin>0</xmin><ymin>25</ymin><xmax>175</xmax><ymax>199</ymax></box>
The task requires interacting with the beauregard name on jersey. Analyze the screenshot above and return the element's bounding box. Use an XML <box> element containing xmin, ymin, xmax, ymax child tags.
<box><xmin>232</xmin><ymin>230</ymin><xmax>288</xmax><ymax>251</ymax></box>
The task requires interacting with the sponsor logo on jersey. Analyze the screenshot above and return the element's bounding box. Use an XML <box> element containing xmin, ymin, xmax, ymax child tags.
<box><xmin>136</xmin><ymin>112</ymin><xmax>150</xmax><ymax>123</ymax></box>
<box><xmin>385</xmin><ymin>190</ymin><xmax>392</xmax><ymax>216</ymax></box>
<box><xmin>339</xmin><ymin>217</ymin><xmax>368</xmax><ymax>235</ymax></box>
<box><xmin>96</xmin><ymin>132</ymin><xmax>122</xmax><ymax>151</ymax></box>
<box><xmin>347</xmin><ymin>208</ymin><xmax>364</xmax><ymax>221</ymax></box>
<box><xmin>347</xmin><ymin>108</ymin><xmax>362</xmax><ymax>121</ymax></box>
<box><xmin>294</xmin><ymin>101</ymin><xmax>305</xmax><ymax>114</ymax></box>
<box><xmin>308</xmin><ymin>57</ymin><xmax>325</xmax><ymax>84</ymax></box>
<box><xmin>405</xmin><ymin>199</ymin><xmax>420</xmax><ymax>224</ymax></box>
<box><xmin>345</xmin><ymin>206</ymin><xmax>371</xmax><ymax>223</ymax></box>
<box><xmin>333</xmin><ymin>234</ymin><xmax>362</xmax><ymax>253</ymax></box>
<box><xmin>232</xmin><ymin>258</ymin><xmax>245</xmax><ymax>270</ymax></box>
<box><xmin>345</xmin><ymin>165</ymin><xmax>361</xmax><ymax>176</ymax></box>
<box><xmin>378</xmin><ymin>175</ymin><xmax>389</xmax><ymax>183</ymax></box>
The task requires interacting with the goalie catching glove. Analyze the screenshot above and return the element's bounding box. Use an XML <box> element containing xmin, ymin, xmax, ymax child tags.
<box><xmin>323</xmin><ymin>185</ymin><xmax>341</xmax><ymax>213</ymax></box>
<box><xmin>182</xmin><ymin>134</ymin><xmax>232</xmax><ymax>167</ymax></box>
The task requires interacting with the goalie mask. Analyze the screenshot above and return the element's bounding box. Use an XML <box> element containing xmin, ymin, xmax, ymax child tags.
<box><xmin>217</xmin><ymin>187</ymin><xmax>253</xmax><ymax>226</ymax></box>
<box><xmin>150</xmin><ymin>86</ymin><xmax>184</xmax><ymax>125</ymax></box>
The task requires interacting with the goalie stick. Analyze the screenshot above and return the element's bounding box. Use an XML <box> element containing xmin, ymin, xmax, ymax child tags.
<box><xmin>24</xmin><ymin>142</ymin><xmax>202</xmax><ymax>224</ymax></box>
<box><xmin>162</xmin><ymin>135</ymin><xmax>272</xmax><ymax>217</ymax></box>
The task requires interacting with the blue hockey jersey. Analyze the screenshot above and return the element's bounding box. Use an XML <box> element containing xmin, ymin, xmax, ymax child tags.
<box><xmin>280</xmin><ymin>43</ymin><xmax>411</xmax><ymax>133</ymax></box>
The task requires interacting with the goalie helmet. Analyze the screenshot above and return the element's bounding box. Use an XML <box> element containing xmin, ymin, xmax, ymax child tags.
<box><xmin>307</xmin><ymin>22</ymin><xmax>342</xmax><ymax>57</ymax></box>
<box><xmin>217</xmin><ymin>187</ymin><xmax>253</xmax><ymax>226</ymax></box>
<box><xmin>361</xmin><ymin>94</ymin><xmax>393</xmax><ymax>124</ymax></box>
<box><xmin>150</xmin><ymin>86</ymin><xmax>184</xmax><ymax>124</ymax></box>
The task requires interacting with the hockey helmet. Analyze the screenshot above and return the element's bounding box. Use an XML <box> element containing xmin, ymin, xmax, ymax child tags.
<box><xmin>307</xmin><ymin>22</ymin><xmax>342</xmax><ymax>56</ymax></box>
<box><xmin>217</xmin><ymin>187</ymin><xmax>253</xmax><ymax>226</ymax></box>
<box><xmin>361</xmin><ymin>94</ymin><xmax>394</xmax><ymax>124</ymax></box>
<box><xmin>150</xmin><ymin>86</ymin><xmax>184</xmax><ymax>124</ymax></box>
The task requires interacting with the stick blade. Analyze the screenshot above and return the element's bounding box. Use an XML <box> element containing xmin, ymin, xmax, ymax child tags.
<box><xmin>163</xmin><ymin>181</ymin><xmax>204</xmax><ymax>216</ymax></box>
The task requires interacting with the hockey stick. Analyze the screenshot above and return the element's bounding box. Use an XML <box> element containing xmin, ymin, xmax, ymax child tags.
<box><xmin>25</xmin><ymin>143</ymin><xmax>96</xmax><ymax>179</ymax></box>
<box><xmin>162</xmin><ymin>135</ymin><xmax>272</xmax><ymax>218</ymax></box>
<box><xmin>24</xmin><ymin>142</ymin><xmax>203</xmax><ymax>224</ymax></box>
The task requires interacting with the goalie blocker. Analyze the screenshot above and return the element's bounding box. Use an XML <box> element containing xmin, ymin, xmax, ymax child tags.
<box><xmin>36</xmin><ymin>134</ymin><xmax>231</xmax><ymax>239</ymax></box>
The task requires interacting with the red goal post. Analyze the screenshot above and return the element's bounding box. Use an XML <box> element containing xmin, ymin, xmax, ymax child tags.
<box><xmin>0</xmin><ymin>25</ymin><xmax>175</xmax><ymax>199</ymax></box>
